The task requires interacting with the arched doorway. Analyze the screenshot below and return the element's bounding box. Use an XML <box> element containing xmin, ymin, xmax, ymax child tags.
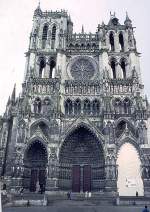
<box><xmin>59</xmin><ymin>126</ymin><xmax>105</xmax><ymax>192</ymax></box>
<box><xmin>23</xmin><ymin>140</ymin><xmax>48</xmax><ymax>192</ymax></box>
<box><xmin>117</xmin><ymin>143</ymin><xmax>144</xmax><ymax>196</ymax></box>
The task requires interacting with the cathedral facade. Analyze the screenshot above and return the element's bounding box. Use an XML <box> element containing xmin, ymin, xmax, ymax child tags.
<box><xmin>0</xmin><ymin>5</ymin><xmax>150</xmax><ymax>196</ymax></box>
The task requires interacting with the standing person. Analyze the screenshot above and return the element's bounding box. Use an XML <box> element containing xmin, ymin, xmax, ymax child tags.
<box><xmin>67</xmin><ymin>191</ymin><xmax>71</xmax><ymax>200</ymax></box>
<box><xmin>136</xmin><ymin>191</ymin><xmax>138</xmax><ymax>197</ymax></box>
<box><xmin>142</xmin><ymin>205</ymin><xmax>149</xmax><ymax>212</ymax></box>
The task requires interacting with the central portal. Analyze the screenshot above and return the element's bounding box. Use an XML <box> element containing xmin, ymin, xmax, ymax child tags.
<box><xmin>59</xmin><ymin>126</ymin><xmax>105</xmax><ymax>191</ymax></box>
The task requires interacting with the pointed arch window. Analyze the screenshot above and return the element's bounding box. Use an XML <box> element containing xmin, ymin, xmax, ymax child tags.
<box><xmin>109</xmin><ymin>32</ymin><xmax>115</xmax><ymax>51</ymax></box>
<box><xmin>51</xmin><ymin>25</ymin><xmax>56</xmax><ymax>49</ymax></box>
<box><xmin>74</xmin><ymin>99</ymin><xmax>81</xmax><ymax>115</ymax></box>
<box><xmin>49</xmin><ymin>58</ymin><xmax>56</xmax><ymax>78</ymax></box>
<box><xmin>83</xmin><ymin>99</ymin><xmax>91</xmax><ymax>115</ymax></box>
<box><xmin>114</xmin><ymin>98</ymin><xmax>122</xmax><ymax>114</ymax></box>
<box><xmin>39</xmin><ymin>59</ymin><xmax>46</xmax><ymax>78</ymax></box>
<box><xmin>43</xmin><ymin>97</ymin><xmax>50</xmax><ymax>114</ymax></box>
<box><xmin>92</xmin><ymin>99</ymin><xmax>100</xmax><ymax>115</ymax></box>
<box><xmin>110</xmin><ymin>60</ymin><xmax>116</xmax><ymax>79</ymax></box>
<box><xmin>116</xmin><ymin>120</ymin><xmax>126</xmax><ymax>138</ymax></box>
<box><xmin>120</xmin><ymin>60</ymin><xmax>126</xmax><ymax>79</ymax></box>
<box><xmin>34</xmin><ymin>97</ymin><xmax>42</xmax><ymax>114</ymax></box>
<box><xmin>119</xmin><ymin>32</ymin><xmax>124</xmax><ymax>52</ymax></box>
<box><xmin>123</xmin><ymin>98</ymin><xmax>131</xmax><ymax>114</ymax></box>
<box><xmin>65</xmin><ymin>99</ymin><xmax>73</xmax><ymax>115</ymax></box>
<box><xmin>42</xmin><ymin>25</ymin><xmax>48</xmax><ymax>49</ymax></box>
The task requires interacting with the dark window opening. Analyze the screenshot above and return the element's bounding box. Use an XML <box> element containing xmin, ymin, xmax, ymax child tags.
<box><xmin>42</xmin><ymin>25</ymin><xmax>48</xmax><ymax>49</ymax></box>
<box><xmin>114</xmin><ymin>98</ymin><xmax>122</xmax><ymax>114</ymax></box>
<box><xmin>34</xmin><ymin>98</ymin><xmax>42</xmax><ymax>114</ymax></box>
<box><xmin>83</xmin><ymin>99</ymin><xmax>91</xmax><ymax>115</ymax></box>
<box><xmin>121</xmin><ymin>60</ymin><xmax>126</xmax><ymax>79</ymax></box>
<box><xmin>123</xmin><ymin>98</ymin><xmax>131</xmax><ymax>114</ymax></box>
<box><xmin>111</xmin><ymin>61</ymin><xmax>116</xmax><ymax>79</ymax></box>
<box><xmin>51</xmin><ymin>25</ymin><xmax>56</xmax><ymax>49</ymax></box>
<box><xmin>119</xmin><ymin>33</ymin><xmax>124</xmax><ymax>51</ymax></box>
<box><xmin>109</xmin><ymin>32</ymin><xmax>115</xmax><ymax>51</ymax></box>
<box><xmin>74</xmin><ymin>99</ymin><xmax>81</xmax><ymax>115</ymax></box>
<box><xmin>116</xmin><ymin>121</ymin><xmax>126</xmax><ymax>138</ymax></box>
<box><xmin>39</xmin><ymin>59</ymin><xmax>45</xmax><ymax>78</ymax></box>
<box><xmin>93</xmin><ymin>100</ymin><xmax>100</xmax><ymax>115</ymax></box>
<box><xmin>65</xmin><ymin>99</ymin><xmax>73</xmax><ymax>115</ymax></box>
<box><xmin>49</xmin><ymin>59</ymin><xmax>56</xmax><ymax>78</ymax></box>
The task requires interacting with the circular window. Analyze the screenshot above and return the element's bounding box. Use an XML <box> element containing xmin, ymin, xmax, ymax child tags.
<box><xmin>70</xmin><ymin>57</ymin><xmax>96</xmax><ymax>80</ymax></box>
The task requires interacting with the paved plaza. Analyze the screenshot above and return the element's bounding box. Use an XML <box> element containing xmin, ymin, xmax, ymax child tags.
<box><xmin>3</xmin><ymin>200</ymin><xmax>147</xmax><ymax>212</ymax></box>
<box><xmin>3</xmin><ymin>205</ymin><xmax>145</xmax><ymax>212</ymax></box>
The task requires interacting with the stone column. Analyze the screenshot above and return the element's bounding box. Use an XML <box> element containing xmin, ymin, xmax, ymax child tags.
<box><xmin>46</xmin><ymin>146</ymin><xmax>59</xmax><ymax>191</ymax></box>
<box><xmin>141</xmin><ymin>150</ymin><xmax>150</xmax><ymax>197</ymax></box>
<box><xmin>105</xmin><ymin>164</ymin><xmax>118</xmax><ymax>194</ymax></box>
<box><xmin>114</xmin><ymin>33</ymin><xmax>120</xmax><ymax>52</ymax></box>
<box><xmin>44</xmin><ymin>62</ymin><xmax>50</xmax><ymax>78</ymax></box>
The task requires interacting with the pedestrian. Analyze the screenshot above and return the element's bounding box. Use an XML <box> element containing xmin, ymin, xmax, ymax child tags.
<box><xmin>27</xmin><ymin>200</ymin><xmax>30</xmax><ymax>207</ymax></box>
<box><xmin>142</xmin><ymin>205</ymin><xmax>149</xmax><ymax>212</ymax></box>
<box><xmin>67</xmin><ymin>191</ymin><xmax>71</xmax><ymax>200</ymax></box>
<box><xmin>136</xmin><ymin>191</ymin><xmax>138</xmax><ymax>197</ymax></box>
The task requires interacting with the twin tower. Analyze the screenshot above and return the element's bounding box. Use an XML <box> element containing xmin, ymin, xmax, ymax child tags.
<box><xmin>0</xmin><ymin>5</ymin><xmax>150</xmax><ymax>196</ymax></box>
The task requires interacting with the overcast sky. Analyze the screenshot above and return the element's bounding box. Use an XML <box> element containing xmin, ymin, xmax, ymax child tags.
<box><xmin>0</xmin><ymin>0</ymin><xmax>150</xmax><ymax>114</ymax></box>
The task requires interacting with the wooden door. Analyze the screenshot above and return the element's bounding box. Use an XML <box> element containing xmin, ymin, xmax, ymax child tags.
<box><xmin>30</xmin><ymin>169</ymin><xmax>38</xmax><ymax>192</ymax></box>
<box><xmin>39</xmin><ymin>169</ymin><xmax>46</xmax><ymax>192</ymax></box>
<box><xmin>83</xmin><ymin>165</ymin><xmax>91</xmax><ymax>192</ymax></box>
<box><xmin>72</xmin><ymin>165</ymin><xmax>81</xmax><ymax>192</ymax></box>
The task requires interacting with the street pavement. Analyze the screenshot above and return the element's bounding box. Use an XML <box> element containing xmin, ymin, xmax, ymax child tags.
<box><xmin>3</xmin><ymin>205</ymin><xmax>146</xmax><ymax>212</ymax></box>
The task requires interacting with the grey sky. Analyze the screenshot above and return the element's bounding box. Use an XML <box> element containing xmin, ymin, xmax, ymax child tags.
<box><xmin>0</xmin><ymin>0</ymin><xmax>150</xmax><ymax>115</ymax></box>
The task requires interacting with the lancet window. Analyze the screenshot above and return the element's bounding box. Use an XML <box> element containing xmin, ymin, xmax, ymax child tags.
<box><xmin>119</xmin><ymin>32</ymin><xmax>124</xmax><ymax>51</ymax></box>
<box><xmin>34</xmin><ymin>98</ymin><xmax>42</xmax><ymax>114</ymax></box>
<box><xmin>49</xmin><ymin>58</ymin><xmax>56</xmax><ymax>78</ymax></box>
<box><xmin>51</xmin><ymin>25</ymin><xmax>56</xmax><ymax>49</ymax></box>
<box><xmin>83</xmin><ymin>99</ymin><xmax>91</xmax><ymax>115</ymax></box>
<box><xmin>109</xmin><ymin>32</ymin><xmax>115</xmax><ymax>51</ymax></box>
<box><xmin>74</xmin><ymin>99</ymin><xmax>81</xmax><ymax>115</ymax></box>
<box><xmin>110</xmin><ymin>60</ymin><xmax>116</xmax><ymax>79</ymax></box>
<box><xmin>42</xmin><ymin>24</ymin><xmax>48</xmax><ymax>49</ymax></box>
<box><xmin>39</xmin><ymin>59</ymin><xmax>46</xmax><ymax>78</ymax></box>
<box><xmin>65</xmin><ymin>99</ymin><xmax>73</xmax><ymax>115</ymax></box>
<box><xmin>92</xmin><ymin>99</ymin><xmax>100</xmax><ymax>115</ymax></box>
<box><xmin>120</xmin><ymin>59</ymin><xmax>126</xmax><ymax>79</ymax></box>
<box><xmin>123</xmin><ymin>98</ymin><xmax>131</xmax><ymax>114</ymax></box>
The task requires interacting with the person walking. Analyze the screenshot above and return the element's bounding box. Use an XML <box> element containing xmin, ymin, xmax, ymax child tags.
<box><xmin>142</xmin><ymin>205</ymin><xmax>149</xmax><ymax>212</ymax></box>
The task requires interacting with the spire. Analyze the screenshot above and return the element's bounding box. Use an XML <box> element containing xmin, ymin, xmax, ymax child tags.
<box><xmin>38</xmin><ymin>0</ymin><xmax>40</xmax><ymax>8</ymax></box>
<box><xmin>124</xmin><ymin>12</ymin><xmax>132</xmax><ymax>27</ymax></box>
<box><xmin>81</xmin><ymin>25</ymin><xmax>84</xmax><ymax>34</ymax></box>
<box><xmin>11</xmin><ymin>84</ymin><xmax>16</xmax><ymax>104</ymax></box>
<box><xmin>7</xmin><ymin>96</ymin><xmax>11</xmax><ymax>106</ymax></box>
<box><xmin>110</xmin><ymin>11</ymin><xmax>116</xmax><ymax>19</ymax></box>
<box><xmin>34</xmin><ymin>0</ymin><xmax>42</xmax><ymax>17</ymax></box>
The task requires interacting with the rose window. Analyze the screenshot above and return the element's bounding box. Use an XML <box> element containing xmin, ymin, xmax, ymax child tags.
<box><xmin>70</xmin><ymin>58</ymin><xmax>95</xmax><ymax>80</ymax></box>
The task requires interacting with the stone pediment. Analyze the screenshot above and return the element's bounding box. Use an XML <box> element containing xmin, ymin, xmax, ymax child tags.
<box><xmin>117</xmin><ymin>124</ymin><xmax>137</xmax><ymax>145</ymax></box>
<box><xmin>30</xmin><ymin>126</ymin><xmax>48</xmax><ymax>144</ymax></box>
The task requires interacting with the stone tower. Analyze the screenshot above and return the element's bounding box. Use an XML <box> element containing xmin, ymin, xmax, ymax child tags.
<box><xmin>0</xmin><ymin>6</ymin><xmax>150</xmax><ymax>196</ymax></box>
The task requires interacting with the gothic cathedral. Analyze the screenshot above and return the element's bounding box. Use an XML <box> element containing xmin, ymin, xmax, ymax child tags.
<box><xmin>0</xmin><ymin>5</ymin><xmax>150</xmax><ymax>196</ymax></box>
